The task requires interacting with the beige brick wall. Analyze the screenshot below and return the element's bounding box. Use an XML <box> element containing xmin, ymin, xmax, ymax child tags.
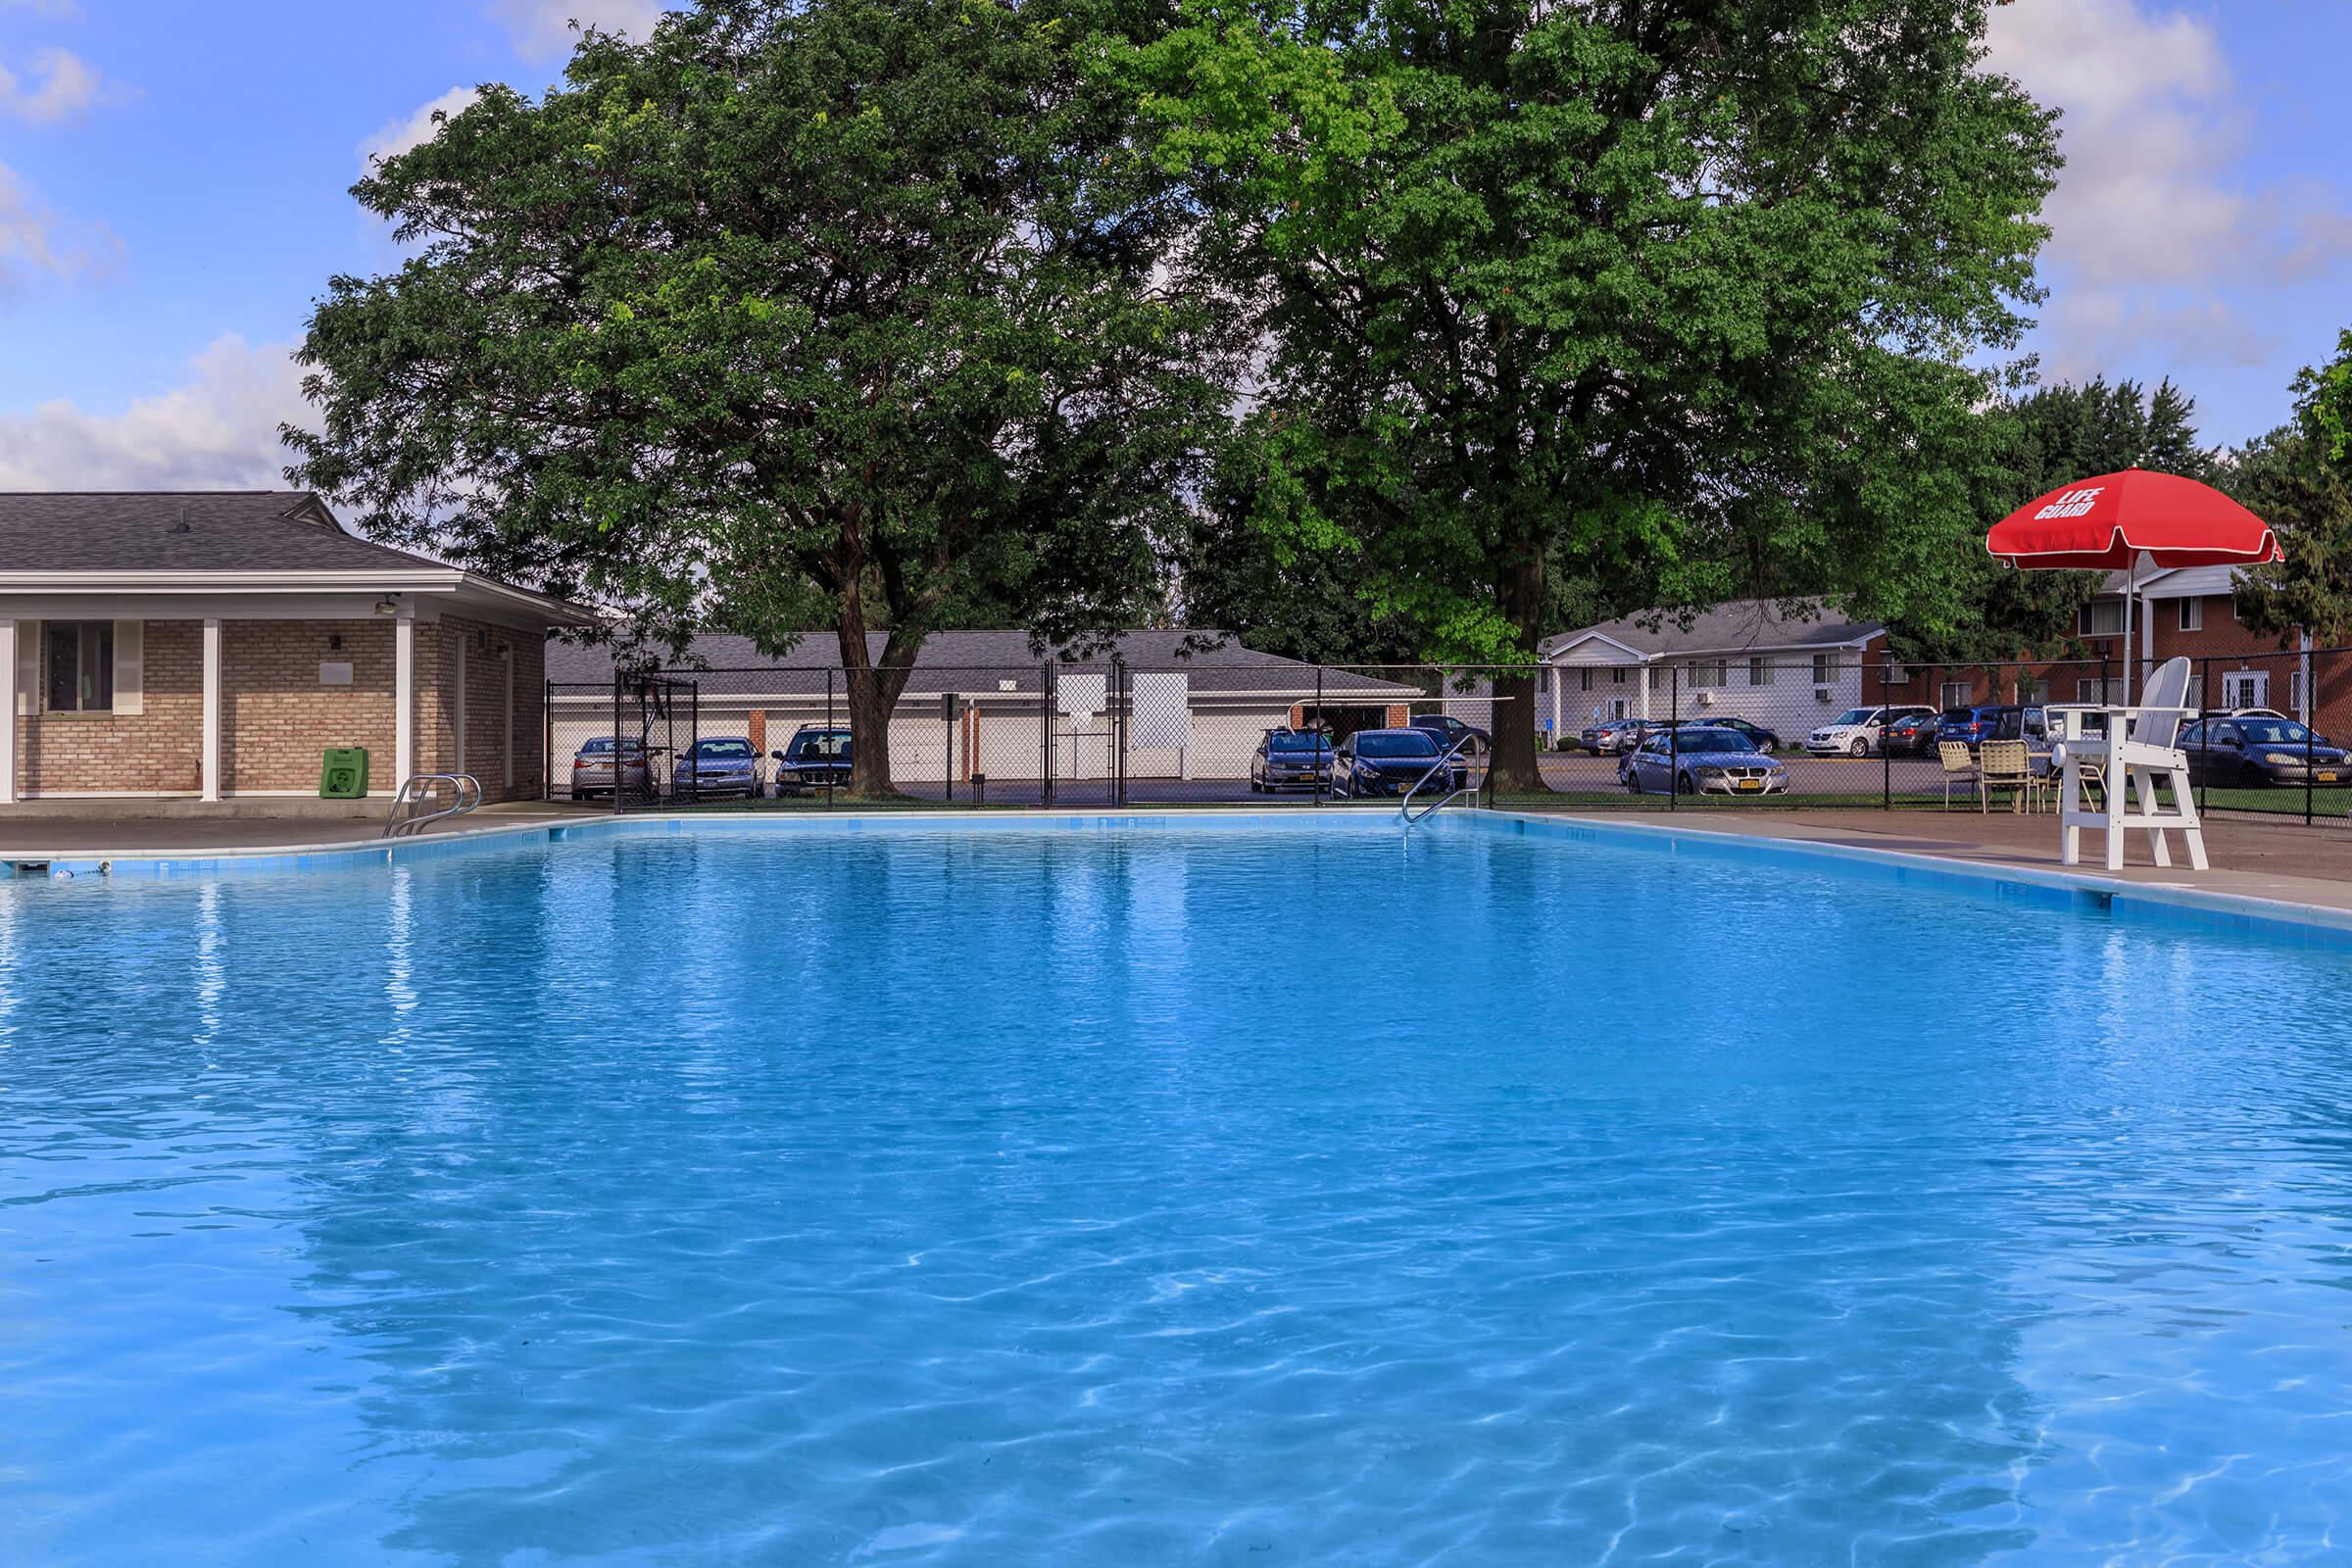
<box><xmin>18</xmin><ymin>619</ymin><xmax>205</xmax><ymax>794</ymax></box>
<box><xmin>9</xmin><ymin>613</ymin><xmax>552</xmax><ymax>802</ymax></box>
<box><xmin>221</xmin><ymin>619</ymin><xmax>397</xmax><ymax>792</ymax></box>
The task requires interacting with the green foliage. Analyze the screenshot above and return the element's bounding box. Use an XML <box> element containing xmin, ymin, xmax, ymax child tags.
<box><xmin>1109</xmin><ymin>0</ymin><xmax>2060</xmax><ymax>779</ymax></box>
<box><xmin>2227</xmin><ymin>427</ymin><xmax>2352</xmax><ymax>644</ymax></box>
<box><xmin>288</xmin><ymin>0</ymin><xmax>1234</xmax><ymax>788</ymax></box>
<box><xmin>2305</xmin><ymin>328</ymin><xmax>2352</xmax><ymax>466</ymax></box>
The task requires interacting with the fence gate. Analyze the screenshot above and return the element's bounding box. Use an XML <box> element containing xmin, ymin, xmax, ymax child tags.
<box><xmin>615</xmin><ymin>675</ymin><xmax>699</xmax><ymax>809</ymax></box>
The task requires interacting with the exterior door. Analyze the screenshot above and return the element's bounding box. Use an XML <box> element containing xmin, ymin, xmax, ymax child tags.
<box><xmin>2221</xmin><ymin>669</ymin><xmax>2268</xmax><ymax>711</ymax></box>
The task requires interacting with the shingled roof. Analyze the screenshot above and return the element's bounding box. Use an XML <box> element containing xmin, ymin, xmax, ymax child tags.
<box><xmin>1541</xmin><ymin>597</ymin><xmax>1884</xmax><ymax>661</ymax></box>
<box><xmin>547</xmin><ymin>630</ymin><xmax>1419</xmax><ymax>699</ymax></box>
<box><xmin>0</xmin><ymin>491</ymin><xmax>458</xmax><ymax>574</ymax></box>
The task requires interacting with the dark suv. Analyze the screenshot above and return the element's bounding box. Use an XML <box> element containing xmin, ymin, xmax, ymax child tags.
<box><xmin>1409</xmin><ymin>713</ymin><xmax>1489</xmax><ymax>756</ymax></box>
<box><xmin>770</xmin><ymin>725</ymin><xmax>853</xmax><ymax>795</ymax></box>
<box><xmin>1936</xmin><ymin>704</ymin><xmax>2048</xmax><ymax>751</ymax></box>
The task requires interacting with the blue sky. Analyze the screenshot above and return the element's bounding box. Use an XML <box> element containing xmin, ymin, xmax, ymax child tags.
<box><xmin>0</xmin><ymin>0</ymin><xmax>2347</xmax><ymax>490</ymax></box>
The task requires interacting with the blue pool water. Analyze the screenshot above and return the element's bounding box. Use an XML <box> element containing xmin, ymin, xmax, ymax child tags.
<box><xmin>4</xmin><ymin>819</ymin><xmax>2352</xmax><ymax>1564</ymax></box>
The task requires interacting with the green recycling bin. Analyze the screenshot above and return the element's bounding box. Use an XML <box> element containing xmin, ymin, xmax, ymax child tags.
<box><xmin>319</xmin><ymin>746</ymin><xmax>370</xmax><ymax>800</ymax></box>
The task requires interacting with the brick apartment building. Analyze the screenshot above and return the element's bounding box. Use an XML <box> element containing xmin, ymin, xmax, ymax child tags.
<box><xmin>1867</xmin><ymin>564</ymin><xmax>2345</xmax><ymax>734</ymax></box>
<box><xmin>0</xmin><ymin>493</ymin><xmax>591</xmax><ymax>808</ymax></box>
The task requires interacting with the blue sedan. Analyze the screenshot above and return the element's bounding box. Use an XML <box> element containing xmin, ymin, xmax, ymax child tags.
<box><xmin>672</xmin><ymin>736</ymin><xmax>762</xmax><ymax>800</ymax></box>
<box><xmin>1620</xmin><ymin>725</ymin><xmax>1788</xmax><ymax>797</ymax></box>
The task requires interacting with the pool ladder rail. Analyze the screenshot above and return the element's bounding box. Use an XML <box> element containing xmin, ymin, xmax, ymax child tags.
<box><xmin>382</xmin><ymin>773</ymin><xmax>483</xmax><ymax>838</ymax></box>
<box><xmin>1400</xmin><ymin>736</ymin><xmax>1479</xmax><ymax>827</ymax></box>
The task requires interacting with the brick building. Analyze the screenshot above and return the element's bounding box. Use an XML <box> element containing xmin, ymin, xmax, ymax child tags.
<box><xmin>0</xmin><ymin>492</ymin><xmax>592</xmax><ymax>808</ymax></box>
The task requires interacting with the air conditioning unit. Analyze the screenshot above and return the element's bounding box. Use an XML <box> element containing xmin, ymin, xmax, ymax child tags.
<box><xmin>1698</xmin><ymin>690</ymin><xmax>1714</xmax><ymax>707</ymax></box>
<box><xmin>1815</xmin><ymin>687</ymin><xmax>1834</xmax><ymax>703</ymax></box>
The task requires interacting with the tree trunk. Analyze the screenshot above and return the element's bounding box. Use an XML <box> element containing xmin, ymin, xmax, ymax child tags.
<box><xmin>1491</xmin><ymin>547</ymin><xmax>1545</xmax><ymax>793</ymax></box>
<box><xmin>835</xmin><ymin>605</ymin><xmax>920</xmax><ymax>799</ymax></box>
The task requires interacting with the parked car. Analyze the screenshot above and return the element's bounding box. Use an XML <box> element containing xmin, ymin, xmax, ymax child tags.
<box><xmin>1804</xmin><ymin>705</ymin><xmax>1936</xmax><ymax>758</ymax></box>
<box><xmin>1674</xmin><ymin>714</ymin><xmax>1781</xmax><ymax>753</ymax></box>
<box><xmin>670</xmin><ymin>735</ymin><xmax>762</xmax><ymax>800</ymax></box>
<box><xmin>1578</xmin><ymin>716</ymin><xmax>1646</xmax><ymax>755</ymax></box>
<box><xmin>1332</xmin><ymin>727</ymin><xmax>1465</xmax><ymax>798</ymax></box>
<box><xmin>1881</xmin><ymin>710</ymin><xmax>1942</xmax><ymax>758</ymax></box>
<box><xmin>1409</xmin><ymin>712</ymin><xmax>1490</xmax><ymax>756</ymax></box>
<box><xmin>770</xmin><ymin>725</ymin><xmax>853</xmax><ymax>795</ymax></box>
<box><xmin>1935</xmin><ymin>704</ymin><xmax>2050</xmax><ymax>752</ymax></box>
<box><xmin>568</xmin><ymin>735</ymin><xmax>652</xmax><ymax>801</ymax></box>
<box><xmin>1621</xmin><ymin>724</ymin><xmax>1788</xmax><ymax>796</ymax></box>
<box><xmin>2180</xmin><ymin>716</ymin><xmax>2350</xmax><ymax>787</ymax></box>
<box><xmin>1250</xmin><ymin>728</ymin><xmax>1334</xmax><ymax>792</ymax></box>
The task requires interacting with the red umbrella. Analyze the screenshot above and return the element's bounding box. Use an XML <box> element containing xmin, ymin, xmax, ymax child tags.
<box><xmin>1985</xmin><ymin>467</ymin><xmax>2280</xmax><ymax>702</ymax></box>
<box><xmin>1984</xmin><ymin>467</ymin><xmax>2278</xmax><ymax>569</ymax></box>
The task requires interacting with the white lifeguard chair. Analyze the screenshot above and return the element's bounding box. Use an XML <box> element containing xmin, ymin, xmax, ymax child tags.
<box><xmin>2048</xmin><ymin>655</ymin><xmax>2208</xmax><ymax>872</ymax></box>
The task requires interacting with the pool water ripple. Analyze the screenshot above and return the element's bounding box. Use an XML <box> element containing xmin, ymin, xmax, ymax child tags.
<box><xmin>3</xmin><ymin>824</ymin><xmax>2351</xmax><ymax>1563</ymax></box>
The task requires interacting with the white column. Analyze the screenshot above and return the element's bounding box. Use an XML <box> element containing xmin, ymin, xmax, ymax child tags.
<box><xmin>395</xmin><ymin>607</ymin><xmax>416</xmax><ymax>784</ymax></box>
<box><xmin>452</xmin><ymin>636</ymin><xmax>467</xmax><ymax>775</ymax></box>
<box><xmin>0</xmin><ymin>619</ymin><xmax>15</xmax><ymax>807</ymax></box>
<box><xmin>200</xmin><ymin>617</ymin><xmax>222</xmax><ymax>802</ymax></box>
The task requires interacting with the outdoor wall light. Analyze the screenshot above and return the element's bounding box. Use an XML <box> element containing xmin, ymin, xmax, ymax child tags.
<box><xmin>373</xmin><ymin>597</ymin><xmax>398</xmax><ymax>615</ymax></box>
<box><xmin>328</xmin><ymin>633</ymin><xmax>343</xmax><ymax>652</ymax></box>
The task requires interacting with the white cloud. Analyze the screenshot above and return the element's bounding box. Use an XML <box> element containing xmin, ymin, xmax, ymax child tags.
<box><xmin>1984</xmin><ymin>0</ymin><xmax>2352</xmax><ymax>371</ymax></box>
<box><xmin>493</xmin><ymin>0</ymin><xmax>662</xmax><ymax>60</ymax></box>
<box><xmin>0</xmin><ymin>45</ymin><xmax>111</xmax><ymax>124</ymax></box>
<box><xmin>359</xmin><ymin>85</ymin><xmax>482</xmax><ymax>168</ymax></box>
<box><xmin>0</xmin><ymin>334</ymin><xmax>310</xmax><ymax>490</ymax></box>
<box><xmin>0</xmin><ymin>155</ymin><xmax>116</xmax><ymax>292</ymax></box>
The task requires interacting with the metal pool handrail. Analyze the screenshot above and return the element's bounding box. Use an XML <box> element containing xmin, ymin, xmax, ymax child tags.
<box><xmin>1401</xmin><ymin>736</ymin><xmax>1478</xmax><ymax>828</ymax></box>
<box><xmin>382</xmin><ymin>773</ymin><xmax>482</xmax><ymax>838</ymax></box>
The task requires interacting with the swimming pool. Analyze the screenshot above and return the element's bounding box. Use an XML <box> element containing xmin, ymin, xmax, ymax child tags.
<box><xmin>4</xmin><ymin>815</ymin><xmax>2350</xmax><ymax>1563</ymax></box>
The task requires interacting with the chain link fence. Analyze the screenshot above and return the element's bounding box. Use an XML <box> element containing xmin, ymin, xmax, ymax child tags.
<box><xmin>541</xmin><ymin>644</ymin><xmax>2352</xmax><ymax>826</ymax></box>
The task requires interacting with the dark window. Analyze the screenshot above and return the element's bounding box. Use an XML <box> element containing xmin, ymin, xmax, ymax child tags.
<box><xmin>44</xmin><ymin>621</ymin><xmax>113</xmax><ymax>713</ymax></box>
<box><xmin>1357</xmin><ymin>731</ymin><xmax>1442</xmax><ymax>759</ymax></box>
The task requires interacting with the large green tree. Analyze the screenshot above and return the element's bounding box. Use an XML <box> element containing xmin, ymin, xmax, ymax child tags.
<box><xmin>1113</xmin><ymin>0</ymin><xmax>2059</xmax><ymax>786</ymax></box>
<box><xmin>289</xmin><ymin>0</ymin><xmax>1232</xmax><ymax>794</ymax></box>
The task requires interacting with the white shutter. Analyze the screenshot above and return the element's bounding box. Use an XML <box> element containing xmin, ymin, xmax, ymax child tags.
<box><xmin>14</xmin><ymin>619</ymin><xmax>36</xmax><ymax>716</ymax></box>
<box><xmin>113</xmin><ymin>619</ymin><xmax>143</xmax><ymax>715</ymax></box>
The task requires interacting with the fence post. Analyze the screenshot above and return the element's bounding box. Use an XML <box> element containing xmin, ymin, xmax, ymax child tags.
<box><xmin>611</xmin><ymin>675</ymin><xmax>622</xmax><ymax>816</ymax></box>
<box><xmin>1314</xmin><ymin>666</ymin><xmax>1325</xmax><ymax>807</ymax></box>
<box><xmin>2197</xmin><ymin>654</ymin><xmax>2211</xmax><ymax>818</ymax></box>
<box><xmin>1042</xmin><ymin>662</ymin><xmax>1055</xmax><ymax>807</ymax></box>
<box><xmin>543</xmin><ymin>678</ymin><xmax>553</xmax><ymax>803</ymax></box>
<box><xmin>1668</xmin><ymin>666</ymin><xmax>1679</xmax><ymax>811</ymax></box>
<box><xmin>1881</xmin><ymin>660</ymin><xmax>1891</xmax><ymax>810</ymax></box>
<box><xmin>2307</xmin><ymin>650</ymin><xmax>2317</xmax><ymax>827</ymax></box>
<box><xmin>825</xmin><ymin>668</ymin><xmax>835</xmax><ymax>810</ymax></box>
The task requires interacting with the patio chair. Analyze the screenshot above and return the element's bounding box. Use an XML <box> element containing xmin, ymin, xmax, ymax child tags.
<box><xmin>2049</xmin><ymin>656</ymin><xmax>2207</xmax><ymax>872</ymax></box>
<box><xmin>1937</xmin><ymin>741</ymin><xmax>1978</xmax><ymax>808</ymax></box>
<box><xmin>1978</xmin><ymin>739</ymin><xmax>2036</xmax><ymax>814</ymax></box>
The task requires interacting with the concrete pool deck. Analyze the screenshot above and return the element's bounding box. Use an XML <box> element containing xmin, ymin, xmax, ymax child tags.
<box><xmin>1589</xmin><ymin>807</ymin><xmax>2352</xmax><ymax>918</ymax></box>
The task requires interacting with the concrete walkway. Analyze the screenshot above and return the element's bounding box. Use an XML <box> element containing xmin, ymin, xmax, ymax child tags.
<box><xmin>1649</xmin><ymin>808</ymin><xmax>2352</xmax><ymax>917</ymax></box>
<box><xmin>0</xmin><ymin>802</ymin><xmax>601</xmax><ymax>855</ymax></box>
